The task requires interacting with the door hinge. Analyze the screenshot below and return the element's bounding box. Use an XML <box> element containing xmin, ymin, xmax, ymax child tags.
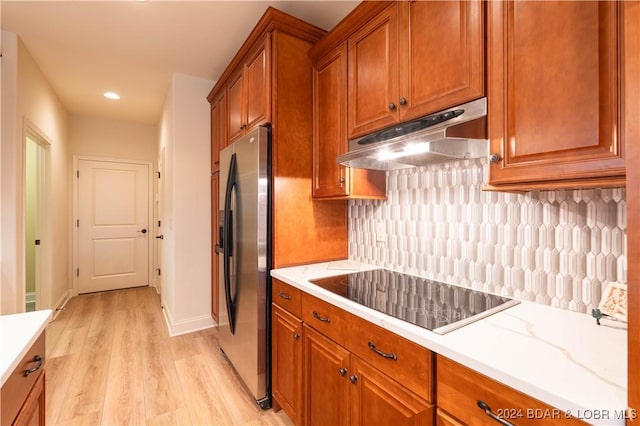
<box><xmin>77</xmin><ymin>170</ymin><xmax>79</xmax><ymax>178</ymax></box>
<box><xmin>76</xmin><ymin>268</ymin><xmax>79</xmax><ymax>277</ymax></box>
<box><xmin>156</xmin><ymin>268</ymin><xmax>161</xmax><ymax>276</ymax></box>
<box><xmin>158</xmin><ymin>220</ymin><xmax>161</xmax><ymax>227</ymax></box>
<box><xmin>157</xmin><ymin>171</ymin><xmax>161</xmax><ymax>178</ymax></box>
<box><xmin>77</xmin><ymin>219</ymin><xmax>79</xmax><ymax>227</ymax></box>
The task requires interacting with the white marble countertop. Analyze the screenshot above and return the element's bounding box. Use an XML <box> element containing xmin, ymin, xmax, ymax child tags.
<box><xmin>271</xmin><ymin>262</ymin><xmax>628</xmax><ymax>426</ymax></box>
<box><xmin>0</xmin><ymin>309</ymin><xmax>52</xmax><ymax>387</ymax></box>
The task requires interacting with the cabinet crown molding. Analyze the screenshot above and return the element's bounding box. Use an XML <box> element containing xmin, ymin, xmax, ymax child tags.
<box><xmin>207</xmin><ymin>6</ymin><xmax>326</xmax><ymax>101</ymax></box>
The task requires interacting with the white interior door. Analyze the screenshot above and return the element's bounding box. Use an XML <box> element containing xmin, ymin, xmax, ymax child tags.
<box><xmin>77</xmin><ymin>159</ymin><xmax>150</xmax><ymax>294</ymax></box>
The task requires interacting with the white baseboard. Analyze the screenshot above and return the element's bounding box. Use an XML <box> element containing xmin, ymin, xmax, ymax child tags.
<box><xmin>162</xmin><ymin>307</ymin><xmax>215</xmax><ymax>337</ymax></box>
<box><xmin>51</xmin><ymin>289</ymin><xmax>72</xmax><ymax>321</ymax></box>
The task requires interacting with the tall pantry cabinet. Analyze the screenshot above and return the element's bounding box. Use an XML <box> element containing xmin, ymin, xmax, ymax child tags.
<box><xmin>207</xmin><ymin>8</ymin><xmax>349</xmax><ymax>320</ymax></box>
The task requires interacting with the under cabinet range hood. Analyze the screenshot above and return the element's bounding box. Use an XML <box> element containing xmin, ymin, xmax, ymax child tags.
<box><xmin>337</xmin><ymin>97</ymin><xmax>488</xmax><ymax>171</ymax></box>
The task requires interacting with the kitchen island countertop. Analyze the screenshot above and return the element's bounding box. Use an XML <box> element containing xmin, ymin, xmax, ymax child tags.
<box><xmin>0</xmin><ymin>309</ymin><xmax>52</xmax><ymax>387</ymax></box>
<box><xmin>271</xmin><ymin>262</ymin><xmax>627</xmax><ymax>426</ymax></box>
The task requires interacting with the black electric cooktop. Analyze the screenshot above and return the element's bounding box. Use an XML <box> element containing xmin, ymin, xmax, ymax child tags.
<box><xmin>309</xmin><ymin>269</ymin><xmax>519</xmax><ymax>335</ymax></box>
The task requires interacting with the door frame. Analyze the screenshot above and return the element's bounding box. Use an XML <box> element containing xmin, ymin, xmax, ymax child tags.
<box><xmin>72</xmin><ymin>155</ymin><xmax>154</xmax><ymax>296</ymax></box>
<box><xmin>23</xmin><ymin>120</ymin><xmax>52</xmax><ymax>311</ymax></box>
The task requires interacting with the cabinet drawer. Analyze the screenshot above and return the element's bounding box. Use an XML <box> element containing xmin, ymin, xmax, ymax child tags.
<box><xmin>437</xmin><ymin>355</ymin><xmax>587</xmax><ymax>425</ymax></box>
<box><xmin>272</xmin><ymin>279</ymin><xmax>302</xmax><ymax>317</ymax></box>
<box><xmin>1</xmin><ymin>332</ymin><xmax>46</xmax><ymax>426</ymax></box>
<box><xmin>344</xmin><ymin>307</ymin><xmax>433</xmax><ymax>402</ymax></box>
<box><xmin>301</xmin><ymin>293</ymin><xmax>351</xmax><ymax>347</ymax></box>
<box><xmin>302</xmin><ymin>293</ymin><xmax>433</xmax><ymax>402</ymax></box>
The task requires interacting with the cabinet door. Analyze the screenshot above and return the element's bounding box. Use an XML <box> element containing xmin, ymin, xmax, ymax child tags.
<box><xmin>348</xmin><ymin>4</ymin><xmax>399</xmax><ymax>138</ymax></box>
<box><xmin>12</xmin><ymin>371</ymin><xmax>45</xmax><ymax>426</ymax></box>
<box><xmin>350</xmin><ymin>357</ymin><xmax>434</xmax><ymax>426</ymax></box>
<box><xmin>211</xmin><ymin>90</ymin><xmax>226</xmax><ymax>173</ymax></box>
<box><xmin>244</xmin><ymin>34</ymin><xmax>271</xmax><ymax>131</ymax></box>
<box><xmin>313</xmin><ymin>42</ymin><xmax>349</xmax><ymax>198</ymax></box>
<box><xmin>211</xmin><ymin>172</ymin><xmax>219</xmax><ymax>323</ymax></box>
<box><xmin>227</xmin><ymin>70</ymin><xmax>244</xmax><ymax>143</ymax></box>
<box><xmin>487</xmin><ymin>1</ymin><xmax>624</xmax><ymax>189</ymax></box>
<box><xmin>399</xmin><ymin>0</ymin><xmax>484</xmax><ymax>121</ymax></box>
<box><xmin>303</xmin><ymin>325</ymin><xmax>350</xmax><ymax>426</ymax></box>
<box><xmin>436</xmin><ymin>409</ymin><xmax>464</xmax><ymax>426</ymax></box>
<box><xmin>272</xmin><ymin>305</ymin><xmax>303</xmax><ymax>425</ymax></box>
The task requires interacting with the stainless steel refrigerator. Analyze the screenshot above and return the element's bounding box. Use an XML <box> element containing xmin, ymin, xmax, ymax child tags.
<box><xmin>216</xmin><ymin>126</ymin><xmax>271</xmax><ymax>409</ymax></box>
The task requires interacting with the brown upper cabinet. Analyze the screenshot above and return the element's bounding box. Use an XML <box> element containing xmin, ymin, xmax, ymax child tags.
<box><xmin>347</xmin><ymin>1</ymin><xmax>485</xmax><ymax>139</ymax></box>
<box><xmin>227</xmin><ymin>35</ymin><xmax>271</xmax><ymax>144</ymax></box>
<box><xmin>210</xmin><ymin>89</ymin><xmax>226</xmax><ymax>173</ymax></box>
<box><xmin>311</xmin><ymin>41</ymin><xmax>386</xmax><ymax>200</ymax></box>
<box><xmin>207</xmin><ymin>7</ymin><xmax>348</xmax><ymax>269</ymax></box>
<box><xmin>487</xmin><ymin>1</ymin><xmax>625</xmax><ymax>190</ymax></box>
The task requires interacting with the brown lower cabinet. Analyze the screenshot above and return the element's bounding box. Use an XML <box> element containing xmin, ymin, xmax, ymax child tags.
<box><xmin>437</xmin><ymin>355</ymin><xmax>587</xmax><ymax>426</ymax></box>
<box><xmin>271</xmin><ymin>304</ymin><xmax>303</xmax><ymax>425</ymax></box>
<box><xmin>272</xmin><ymin>278</ymin><xmax>597</xmax><ymax>426</ymax></box>
<box><xmin>12</xmin><ymin>372</ymin><xmax>45</xmax><ymax>426</ymax></box>
<box><xmin>1</xmin><ymin>332</ymin><xmax>46</xmax><ymax>426</ymax></box>
<box><xmin>304</xmin><ymin>325</ymin><xmax>434</xmax><ymax>426</ymax></box>
<box><xmin>271</xmin><ymin>278</ymin><xmax>434</xmax><ymax>426</ymax></box>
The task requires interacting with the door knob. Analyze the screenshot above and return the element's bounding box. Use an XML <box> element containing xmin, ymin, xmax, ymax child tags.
<box><xmin>155</xmin><ymin>235</ymin><xmax>164</xmax><ymax>240</ymax></box>
<box><xmin>139</xmin><ymin>228</ymin><xmax>147</xmax><ymax>234</ymax></box>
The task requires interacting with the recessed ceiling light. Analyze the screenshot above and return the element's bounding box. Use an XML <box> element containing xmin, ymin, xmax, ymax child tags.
<box><xmin>103</xmin><ymin>92</ymin><xmax>120</xmax><ymax>100</ymax></box>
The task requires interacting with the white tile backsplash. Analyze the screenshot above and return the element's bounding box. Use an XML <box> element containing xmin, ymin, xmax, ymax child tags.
<box><xmin>348</xmin><ymin>158</ymin><xmax>626</xmax><ymax>314</ymax></box>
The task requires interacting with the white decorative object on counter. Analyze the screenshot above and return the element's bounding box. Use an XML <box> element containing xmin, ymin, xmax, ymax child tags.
<box><xmin>598</xmin><ymin>282</ymin><xmax>628</xmax><ymax>322</ymax></box>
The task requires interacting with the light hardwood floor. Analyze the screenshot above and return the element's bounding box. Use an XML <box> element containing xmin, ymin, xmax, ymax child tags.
<box><xmin>45</xmin><ymin>287</ymin><xmax>293</xmax><ymax>426</ymax></box>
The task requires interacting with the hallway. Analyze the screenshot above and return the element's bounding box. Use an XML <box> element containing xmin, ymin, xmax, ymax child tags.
<box><xmin>45</xmin><ymin>287</ymin><xmax>292</xmax><ymax>425</ymax></box>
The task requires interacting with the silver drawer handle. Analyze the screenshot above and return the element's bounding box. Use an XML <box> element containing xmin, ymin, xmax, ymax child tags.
<box><xmin>312</xmin><ymin>311</ymin><xmax>330</xmax><ymax>323</ymax></box>
<box><xmin>477</xmin><ymin>401</ymin><xmax>516</xmax><ymax>426</ymax></box>
<box><xmin>367</xmin><ymin>341</ymin><xmax>397</xmax><ymax>360</ymax></box>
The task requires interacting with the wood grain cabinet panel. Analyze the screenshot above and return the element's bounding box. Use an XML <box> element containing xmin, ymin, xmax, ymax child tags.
<box><xmin>303</xmin><ymin>324</ymin><xmax>434</xmax><ymax>426</ymax></box>
<box><xmin>226</xmin><ymin>35</ymin><xmax>271</xmax><ymax>145</ymax></box>
<box><xmin>303</xmin><ymin>325</ymin><xmax>351</xmax><ymax>426</ymax></box>
<box><xmin>12</xmin><ymin>371</ymin><xmax>45</xmax><ymax>426</ymax></box>
<box><xmin>437</xmin><ymin>355</ymin><xmax>587</xmax><ymax>425</ymax></box>
<box><xmin>226</xmin><ymin>70</ymin><xmax>245</xmax><ymax>143</ymax></box>
<box><xmin>272</xmin><ymin>305</ymin><xmax>303</xmax><ymax>426</ymax></box>
<box><xmin>210</xmin><ymin>89</ymin><xmax>226</xmax><ymax>172</ymax></box>
<box><xmin>398</xmin><ymin>0</ymin><xmax>484</xmax><ymax>122</ymax></box>
<box><xmin>272</xmin><ymin>278</ymin><xmax>302</xmax><ymax>317</ymax></box>
<box><xmin>210</xmin><ymin>172</ymin><xmax>219</xmax><ymax>323</ymax></box>
<box><xmin>487</xmin><ymin>1</ymin><xmax>625</xmax><ymax>190</ymax></box>
<box><xmin>348</xmin><ymin>4</ymin><xmax>399</xmax><ymax>138</ymax></box>
<box><xmin>1</xmin><ymin>333</ymin><xmax>46</xmax><ymax>426</ymax></box>
<box><xmin>207</xmin><ymin>7</ymin><xmax>347</xmax><ymax>270</ymax></box>
<box><xmin>244</xmin><ymin>35</ymin><xmax>271</xmax><ymax>132</ymax></box>
<box><xmin>347</xmin><ymin>1</ymin><xmax>485</xmax><ymax>139</ymax></box>
<box><xmin>351</xmin><ymin>356</ymin><xmax>433</xmax><ymax>426</ymax></box>
<box><xmin>312</xmin><ymin>42</ymin><xmax>386</xmax><ymax>200</ymax></box>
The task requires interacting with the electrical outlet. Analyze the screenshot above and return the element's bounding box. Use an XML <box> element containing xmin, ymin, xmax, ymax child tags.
<box><xmin>376</xmin><ymin>222</ymin><xmax>386</xmax><ymax>243</ymax></box>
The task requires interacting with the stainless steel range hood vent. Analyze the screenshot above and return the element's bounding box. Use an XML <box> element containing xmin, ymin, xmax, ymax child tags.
<box><xmin>337</xmin><ymin>97</ymin><xmax>488</xmax><ymax>171</ymax></box>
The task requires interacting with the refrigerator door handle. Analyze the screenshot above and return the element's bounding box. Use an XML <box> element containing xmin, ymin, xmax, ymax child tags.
<box><xmin>223</xmin><ymin>153</ymin><xmax>238</xmax><ymax>335</ymax></box>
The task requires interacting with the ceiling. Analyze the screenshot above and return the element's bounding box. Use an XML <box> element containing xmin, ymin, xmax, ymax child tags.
<box><xmin>1</xmin><ymin>0</ymin><xmax>359</xmax><ymax>125</ymax></box>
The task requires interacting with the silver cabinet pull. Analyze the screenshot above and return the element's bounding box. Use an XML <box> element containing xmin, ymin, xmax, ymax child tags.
<box><xmin>293</xmin><ymin>333</ymin><xmax>300</xmax><ymax>340</ymax></box>
<box><xmin>368</xmin><ymin>341</ymin><xmax>397</xmax><ymax>360</ymax></box>
<box><xmin>312</xmin><ymin>311</ymin><xmax>330</xmax><ymax>323</ymax></box>
<box><xmin>339</xmin><ymin>368</ymin><xmax>347</xmax><ymax>376</ymax></box>
<box><xmin>477</xmin><ymin>401</ymin><xmax>516</xmax><ymax>426</ymax></box>
<box><xmin>349</xmin><ymin>374</ymin><xmax>358</xmax><ymax>384</ymax></box>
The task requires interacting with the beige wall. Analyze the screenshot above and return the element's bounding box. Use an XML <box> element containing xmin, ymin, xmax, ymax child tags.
<box><xmin>158</xmin><ymin>72</ymin><xmax>214</xmax><ymax>335</ymax></box>
<box><xmin>1</xmin><ymin>33</ymin><xmax>70</xmax><ymax>314</ymax></box>
<box><xmin>69</xmin><ymin>115</ymin><xmax>157</xmax><ymax>162</ymax></box>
